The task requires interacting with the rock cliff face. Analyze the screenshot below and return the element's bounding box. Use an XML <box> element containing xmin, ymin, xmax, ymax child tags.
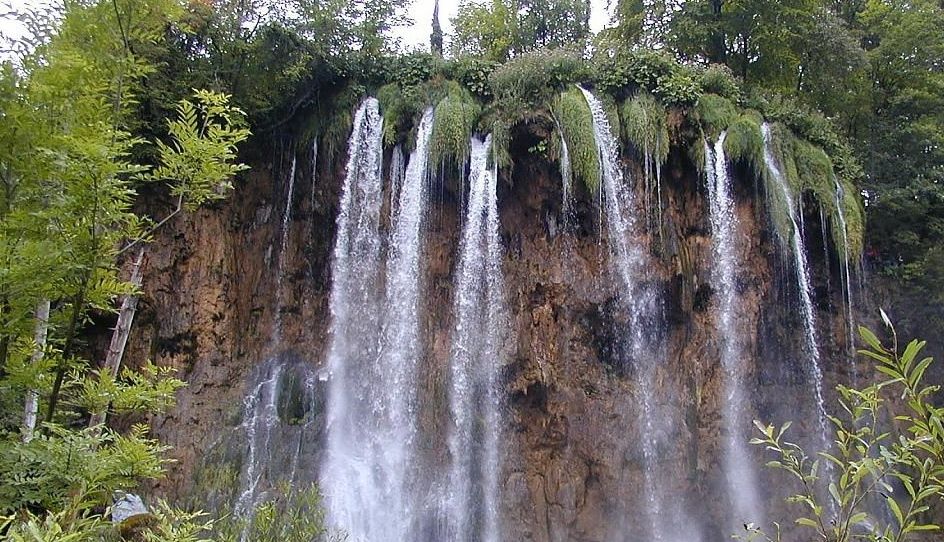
<box><xmin>122</xmin><ymin>130</ymin><xmax>857</xmax><ymax>541</ymax></box>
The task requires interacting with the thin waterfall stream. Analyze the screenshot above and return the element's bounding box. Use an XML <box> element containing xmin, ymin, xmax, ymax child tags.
<box><xmin>760</xmin><ymin>123</ymin><xmax>829</xmax><ymax>444</ymax></box>
<box><xmin>447</xmin><ymin>134</ymin><xmax>506</xmax><ymax>542</ymax></box>
<box><xmin>705</xmin><ymin>133</ymin><xmax>764</xmax><ymax>529</ymax></box>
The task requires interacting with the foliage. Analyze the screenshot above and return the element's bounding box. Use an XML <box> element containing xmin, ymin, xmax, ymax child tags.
<box><xmin>451</xmin><ymin>0</ymin><xmax>591</xmax><ymax>61</ymax></box>
<box><xmin>746</xmin><ymin>320</ymin><xmax>944</xmax><ymax>542</ymax></box>
<box><xmin>149</xmin><ymin>90</ymin><xmax>251</xmax><ymax>210</ymax></box>
<box><xmin>446</xmin><ymin>57</ymin><xmax>499</xmax><ymax>99</ymax></box>
<box><xmin>0</xmin><ymin>424</ymin><xmax>168</xmax><ymax>514</ymax></box>
<box><xmin>698</xmin><ymin>64</ymin><xmax>743</xmax><ymax>103</ymax></box>
<box><xmin>430</xmin><ymin>83</ymin><xmax>481</xmax><ymax>170</ymax></box>
<box><xmin>215</xmin><ymin>483</ymin><xmax>333</xmax><ymax>542</ymax></box>
<box><xmin>594</xmin><ymin>49</ymin><xmax>701</xmax><ymax>106</ymax></box>
<box><xmin>693</xmin><ymin>94</ymin><xmax>738</xmax><ymax>138</ymax></box>
<box><xmin>553</xmin><ymin>88</ymin><xmax>600</xmax><ymax>193</ymax></box>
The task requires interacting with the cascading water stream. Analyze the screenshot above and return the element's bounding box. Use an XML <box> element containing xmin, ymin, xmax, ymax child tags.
<box><xmin>704</xmin><ymin>133</ymin><xmax>764</xmax><ymax>529</ymax></box>
<box><xmin>760</xmin><ymin>123</ymin><xmax>829</xmax><ymax>442</ymax></box>
<box><xmin>234</xmin><ymin>363</ymin><xmax>284</xmax><ymax>522</ymax></box>
<box><xmin>579</xmin><ymin>86</ymin><xmax>696</xmax><ymax>542</ymax></box>
<box><xmin>320</xmin><ymin>97</ymin><xmax>393</xmax><ymax>540</ymax></box>
<box><xmin>272</xmin><ymin>152</ymin><xmax>297</xmax><ymax>340</ymax></box>
<box><xmin>834</xmin><ymin>179</ymin><xmax>856</xmax><ymax>355</ymax></box>
<box><xmin>556</xmin><ymin>124</ymin><xmax>573</xmax><ymax>226</ymax></box>
<box><xmin>322</xmin><ymin>102</ymin><xmax>435</xmax><ymax>542</ymax></box>
<box><xmin>447</xmin><ymin>134</ymin><xmax>506</xmax><ymax>542</ymax></box>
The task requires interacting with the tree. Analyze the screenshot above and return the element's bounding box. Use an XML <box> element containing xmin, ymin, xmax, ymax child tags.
<box><xmin>450</xmin><ymin>0</ymin><xmax>591</xmax><ymax>61</ymax></box>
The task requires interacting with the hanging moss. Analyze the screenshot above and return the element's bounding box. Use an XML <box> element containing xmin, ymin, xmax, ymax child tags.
<box><xmin>553</xmin><ymin>87</ymin><xmax>600</xmax><ymax>193</ymax></box>
<box><xmin>693</xmin><ymin>93</ymin><xmax>737</xmax><ymax>138</ymax></box>
<box><xmin>489</xmin><ymin>118</ymin><xmax>512</xmax><ymax>171</ymax></box>
<box><xmin>722</xmin><ymin>112</ymin><xmax>764</xmax><ymax>174</ymax></box>
<box><xmin>793</xmin><ymin>138</ymin><xmax>836</xmax><ymax>215</ymax></box>
<box><xmin>757</xmin><ymin>122</ymin><xmax>800</xmax><ymax>248</ymax></box>
<box><xmin>429</xmin><ymin>83</ymin><xmax>480</xmax><ymax>169</ymax></box>
<box><xmin>621</xmin><ymin>91</ymin><xmax>669</xmax><ymax>166</ymax></box>
<box><xmin>377</xmin><ymin>82</ymin><xmax>421</xmax><ymax>147</ymax></box>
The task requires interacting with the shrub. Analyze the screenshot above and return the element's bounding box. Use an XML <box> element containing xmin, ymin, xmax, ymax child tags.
<box><xmin>446</xmin><ymin>57</ymin><xmax>498</xmax><ymax>99</ymax></box>
<box><xmin>698</xmin><ymin>63</ymin><xmax>742</xmax><ymax>103</ymax></box>
<box><xmin>594</xmin><ymin>49</ymin><xmax>701</xmax><ymax>106</ymax></box>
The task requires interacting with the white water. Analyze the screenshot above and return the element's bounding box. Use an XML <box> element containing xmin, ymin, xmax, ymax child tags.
<box><xmin>321</xmin><ymin>97</ymin><xmax>394</xmax><ymax>541</ymax></box>
<box><xmin>388</xmin><ymin>144</ymin><xmax>406</xmax><ymax>226</ymax></box>
<box><xmin>579</xmin><ymin>86</ymin><xmax>697</xmax><ymax>542</ymax></box>
<box><xmin>234</xmin><ymin>363</ymin><xmax>282</xmax><ymax>520</ymax></box>
<box><xmin>704</xmin><ymin>134</ymin><xmax>764</xmax><ymax>529</ymax></box>
<box><xmin>558</xmin><ymin>126</ymin><xmax>573</xmax><ymax>226</ymax></box>
<box><xmin>447</xmin><ymin>134</ymin><xmax>506</xmax><ymax>542</ymax></box>
<box><xmin>760</xmin><ymin>123</ymin><xmax>829</xmax><ymax>441</ymax></box>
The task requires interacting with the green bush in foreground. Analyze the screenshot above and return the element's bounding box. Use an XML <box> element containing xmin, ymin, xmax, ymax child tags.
<box><xmin>745</xmin><ymin>314</ymin><xmax>943</xmax><ymax>541</ymax></box>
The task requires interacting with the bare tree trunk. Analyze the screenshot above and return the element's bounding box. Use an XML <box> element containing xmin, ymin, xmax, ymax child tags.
<box><xmin>88</xmin><ymin>247</ymin><xmax>145</xmax><ymax>430</ymax></box>
<box><xmin>22</xmin><ymin>299</ymin><xmax>51</xmax><ymax>442</ymax></box>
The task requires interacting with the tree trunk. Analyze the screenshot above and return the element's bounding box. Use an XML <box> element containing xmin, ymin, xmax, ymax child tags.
<box><xmin>88</xmin><ymin>247</ymin><xmax>146</xmax><ymax>430</ymax></box>
<box><xmin>22</xmin><ymin>299</ymin><xmax>50</xmax><ymax>442</ymax></box>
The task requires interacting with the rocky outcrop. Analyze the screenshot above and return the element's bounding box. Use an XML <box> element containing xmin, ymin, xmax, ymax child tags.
<box><xmin>120</xmin><ymin>133</ymin><xmax>856</xmax><ymax>540</ymax></box>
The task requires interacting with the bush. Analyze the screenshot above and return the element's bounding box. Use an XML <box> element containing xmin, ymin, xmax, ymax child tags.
<box><xmin>698</xmin><ymin>63</ymin><xmax>742</xmax><ymax>103</ymax></box>
<box><xmin>747</xmin><ymin>320</ymin><xmax>944</xmax><ymax>542</ymax></box>
<box><xmin>722</xmin><ymin>111</ymin><xmax>764</xmax><ymax>174</ymax></box>
<box><xmin>594</xmin><ymin>49</ymin><xmax>701</xmax><ymax>106</ymax></box>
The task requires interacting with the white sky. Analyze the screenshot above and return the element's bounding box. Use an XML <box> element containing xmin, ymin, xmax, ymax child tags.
<box><xmin>1</xmin><ymin>0</ymin><xmax>616</xmax><ymax>56</ymax></box>
<box><xmin>396</xmin><ymin>0</ymin><xmax>615</xmax><ymax>51</ymax></box>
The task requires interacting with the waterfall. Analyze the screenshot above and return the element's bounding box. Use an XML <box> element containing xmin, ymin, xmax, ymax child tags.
<box><xmin>557</xmin><ymin>125</ymin><xmax>573</xmax><ymax>226</ymax></box>
<box><xmin>760</xmin><ymin>123</ymin><xmax>829</xmax><ymax>441</ymax></box>
<box><xmin>320</xmin><ymin>97</ymin><xmax>393</xmax><ymax>540</ymax></box>
<box><xmin>579</xmin><ymin>86</ymin><xmax>697</xmax><ymax>542</ymax></box>
<box><xmin>704</xmin><ymin>133</ymin><xmax>764</xmax><ymax>529</ymax></box>
<box><xmin>388</xmin><ymin>144</ymin><xmax>406</xmax><ymax>226</ymax></box>
<box><xmin>273</xmin><ymin>151</ymin><xmax>297</xmax><ymax>340</ymax></box>
<box><xmin>447</xmin><ymin>134</ymin><xmax>506</xmax><ymax>542</ymax></box>
<box><xmin>322</xmin><ymin>102</ymin><xmax>435</xmax><ymax>541</ymax></box>
<box><xmin>234</xmin><ymin>362</ymin><xmax>284</xmax><ymax>521</ymax></box>
<box><xmin>834</xmin><ymin>179</ymin><xmax>856</xmax><ymax>354</ymax></box>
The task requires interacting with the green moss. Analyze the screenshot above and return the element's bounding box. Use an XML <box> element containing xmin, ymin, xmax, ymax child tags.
<box><xmin>489</xmin><ymin>118</ymin><xmax>512</xmax><ymax>171</ymax></box>
<box><xmin>758</xmin><ymin>123</ymin><xmax>801</xmax><ymax>247</ymax></box>
<box><xmin>377</xmin><ymin>82</ymin><xmax>428</xmax><ymax>148</ymax></box>
<box><xmin>622</xmin><ymin>91</ymin><xmax>669</xmax><ymax>166</ymax></box>
<box><xmin>694</xmin><ymin>93</ymin><xmax>737</xmax><ymax>138</ymax></box>
<box><xmin>430</xmin><ymin>84</ymin><xmax>480</xmax><ymax>169</ymax></box>
<box><xmin>553</xmin><ymin>87</ymin><xmax>600</xmax><ymax>193</ymax></box>
<box><xmin>722</xmin><ymin>112</ymin><xmax>763</xmax><ymax>174</ymax></box>
<box><xmin>793</xmin><ymin>138</ymin><xmax>836</xmax><ymax>214</ymax></box>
